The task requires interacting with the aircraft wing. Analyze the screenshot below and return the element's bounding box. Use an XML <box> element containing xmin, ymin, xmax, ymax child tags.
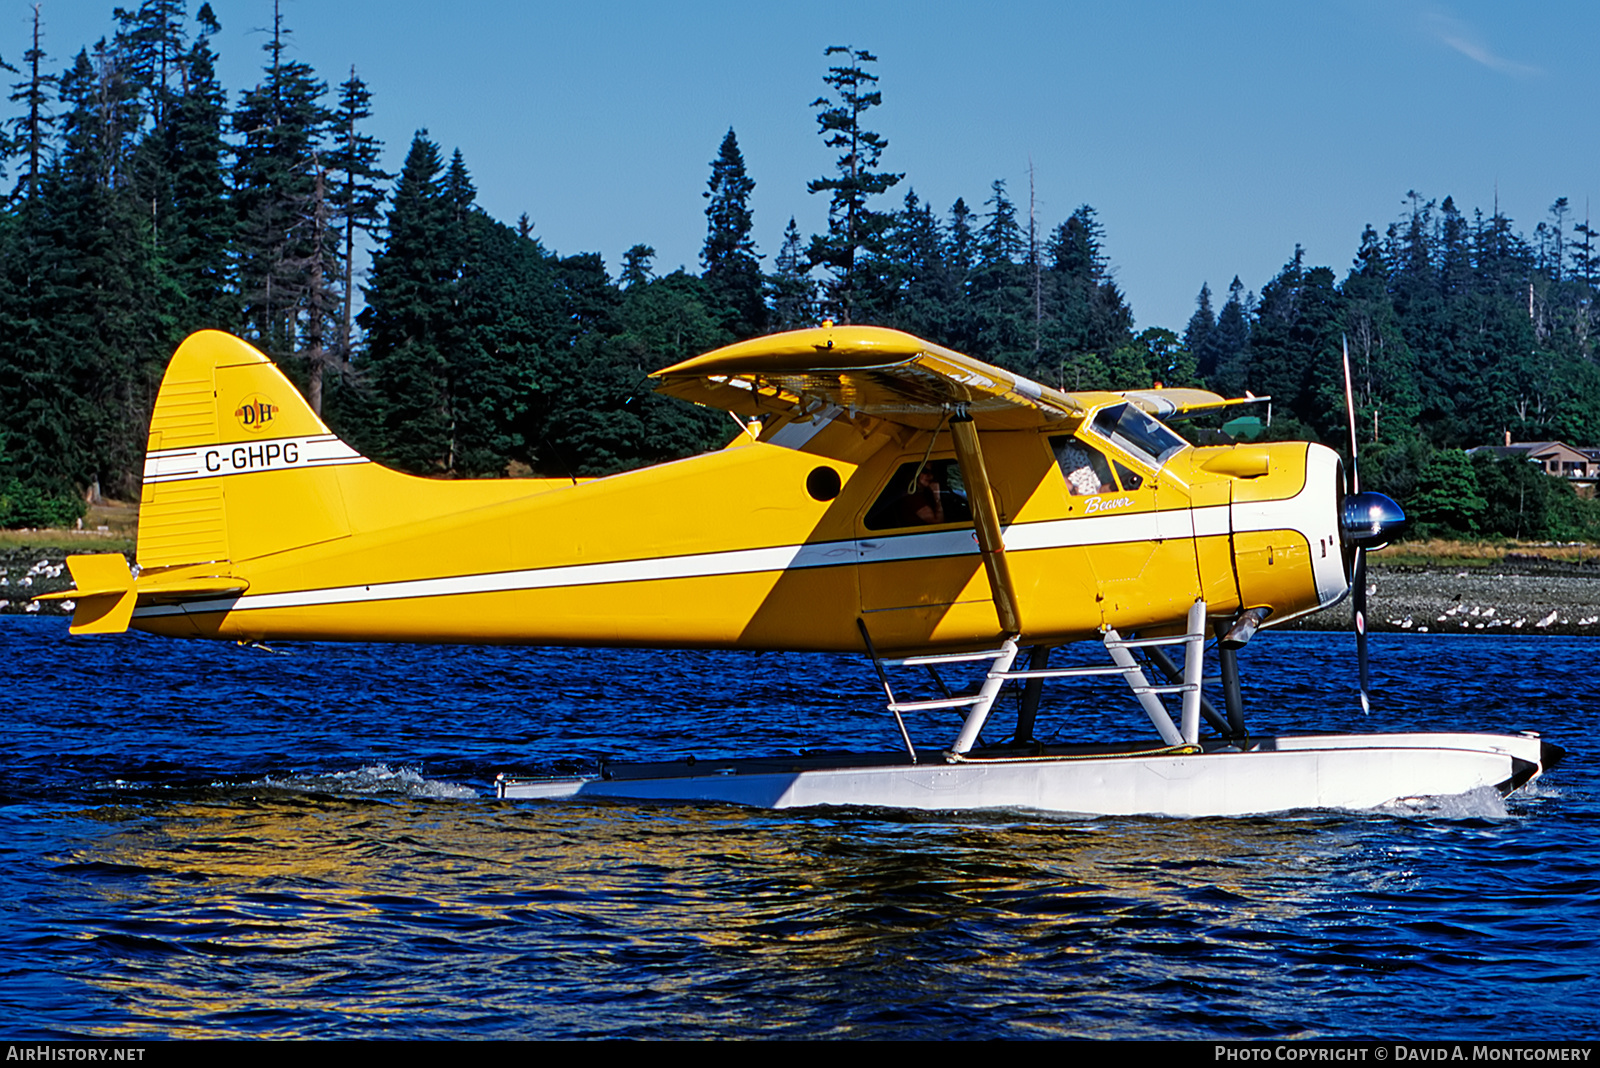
<box><xmin>1120</xmin><ymin>388</ymin><xmax>1270</xmax><ymax>420</ymax></box>
<box><xmin>652</xmin><ymin>325</ymin><xmax>1083</xmax><ymax>431</ymax></box>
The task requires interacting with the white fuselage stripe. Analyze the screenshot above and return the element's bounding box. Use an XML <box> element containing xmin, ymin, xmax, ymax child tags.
<box><xmin>131</xmin><ymin>482</ymin><xmax>1332</xmax><ymax>620</ymax></box>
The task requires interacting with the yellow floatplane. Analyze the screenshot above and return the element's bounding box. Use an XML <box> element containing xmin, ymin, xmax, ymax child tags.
<box><xmin>45</xmin><ymin>325</ymin><xmax>1560</xmax><ymax>815</ymax></box>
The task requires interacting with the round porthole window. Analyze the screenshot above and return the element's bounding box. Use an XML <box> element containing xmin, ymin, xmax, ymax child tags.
<box><xmin>806</xmin><ymin>466</ymin><xmax>841</xmax><ymax>501</ymax></box>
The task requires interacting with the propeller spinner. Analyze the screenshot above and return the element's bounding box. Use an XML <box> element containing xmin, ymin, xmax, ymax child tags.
<box><xmin>1340</xmin><ymin>337</ymin><xmax>1409</xmax><ymax>712</ymax></box>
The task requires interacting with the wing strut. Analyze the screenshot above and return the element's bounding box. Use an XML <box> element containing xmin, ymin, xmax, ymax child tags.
<box><xmin>948</xmin><ymin>412</ymin><xmax>1021</xmax><ymax>636</ymax></box>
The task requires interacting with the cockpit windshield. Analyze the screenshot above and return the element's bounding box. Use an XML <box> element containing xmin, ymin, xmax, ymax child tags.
<box><xmin>1089</xmin><ymin>403</ymin><xmax>1187</xmax><ymax>469</ymax></box>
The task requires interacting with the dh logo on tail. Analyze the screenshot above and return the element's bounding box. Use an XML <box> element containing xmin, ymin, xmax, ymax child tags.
<box><xmin>235</xmin><ymin>394</ymin><xmax>277</xmax><ymax>432</ymax></box>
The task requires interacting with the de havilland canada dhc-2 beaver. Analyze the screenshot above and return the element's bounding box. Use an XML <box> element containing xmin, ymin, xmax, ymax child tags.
<box><xmin>45</xmin><ymin>324</ymin><xmax>1562</xmax><ymax>816</ymax></box>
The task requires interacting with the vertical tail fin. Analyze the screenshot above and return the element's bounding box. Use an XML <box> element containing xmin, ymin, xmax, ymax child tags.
<box><xmin>139</xmin><ymin>331</ymin><xmax>367</xmax><ymax>570</ymax></box>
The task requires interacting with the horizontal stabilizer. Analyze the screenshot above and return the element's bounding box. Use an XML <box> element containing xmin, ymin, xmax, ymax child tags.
<box><xmin>39</xmin><ymin>554</ymin><xmax>137</xmax><ymax>635</ymax></box>
<box><xmin>38</xmin><ymin>553</ymin><xmax>250</xmax><ymax>635</ymax></box>
<box><xmin>135</xmin><ymin>576</ymin><xmax>249</xmax><ymax>598</ymax></box>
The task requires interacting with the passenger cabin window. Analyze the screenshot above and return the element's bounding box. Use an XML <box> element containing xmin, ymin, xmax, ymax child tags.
<box><xmin>1089</xmin><ymin>403</ymin><xmax>1187</xmax><ymax>470</ymax></box>
<box><xmin>864</xmin><ymin>459</ymin><xmax>973</xmax><ymax>530</ymax></box>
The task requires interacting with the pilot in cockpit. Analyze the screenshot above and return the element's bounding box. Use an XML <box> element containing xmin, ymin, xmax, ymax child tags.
<box><xmin>1055</xmin><ymin>441</ymin><xmax>1115</xmax><ymax>496</ymax></box>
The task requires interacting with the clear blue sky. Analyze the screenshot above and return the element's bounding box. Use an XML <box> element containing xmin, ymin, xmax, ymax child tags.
<box><xmin>13</xmin><ymin>0</ymin><xmax>1599</xmax><ymax>333</ymax></box>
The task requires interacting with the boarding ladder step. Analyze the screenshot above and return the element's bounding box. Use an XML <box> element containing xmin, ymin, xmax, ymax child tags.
<box><xmin>1129</xmin><ymin>682</ymin><xmax>1199</xmax><ymax>696</ymax></box>
<box><xmin>991</xmin><ymin>664</ymin><xmax>1139</xmax><ymax>681</ymax></box>
<box><xmin>887</xmin><ymin>649</ymin><xmax>1013</xmax><ymax>667</ymax></box>
<box><xmin>996</xmin><ymin>603</ymin><xmax>1214</xmax><ymax>752</ymax></box>
<box><xmin>858</xmin><ymin>600</ymin><xmax>1213</xmax><ymax>763</ymax></box>
<box><xmin>1102</xmin><ymin>600</ymin><xmax>1210</xmax><ymax>748</ymax></box>
<box><xmin>857</xmin><ymin>618</ymin><xmax>1021</xmax><ymax>764</ymax></box>
<box><xmin>887</xmin><ymin>695</ymin><xmax>988</xmax><ymax>713</ymax></box>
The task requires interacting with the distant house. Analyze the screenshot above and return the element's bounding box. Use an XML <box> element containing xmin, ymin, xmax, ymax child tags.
<box><xmin>1466</xmin><ymin>437</ymin><xmax>1599</xmax><ymax>498</ymax></box>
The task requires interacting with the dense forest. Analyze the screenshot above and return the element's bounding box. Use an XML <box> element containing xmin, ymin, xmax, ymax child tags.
<box><xmin>2</xmin><ymin>6</ymin><xmax>1598</xmax><ymax>541</ymax></box>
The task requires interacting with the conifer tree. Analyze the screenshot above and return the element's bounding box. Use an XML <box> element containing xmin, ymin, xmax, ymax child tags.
<box><xmin>1204</xmin><ymin>277</ymin><xmax>1252</xmax><ymax>395</ymax></box>
<box><xmin>326</xmin><ymin>66</ymin><xmax>389</xmax><ymax>369</ymax></box>
<box><xmin>1184</xmin><ymin>282</ymin><xmax>1215</xmax><ymax>370</ymax></box>
<box><xmin>118</xmin><ymin>0</ymin><xmax>191</xmax><ymax>283</ymax></box>
<box><xmin>115</xmin><ymin>0</ymin><xmax>188</xmax><ymax>131</ymax></box>
<box><xmin>620</xmin><ymin>242</ymin><xmax>655</xmax><ymax>288</ymax></box>
<box><xmin>1038</xmin><ymin>204</ymin><xmax>1131</xmax><ymax>380</ymax></box>
<box><xmin>6</xmin><ymin>4</ymin><xmax>55</xmax><ymax>204</ymax></box>
<box><xmin>1341</xmin><ymin>221</ymin><xmax>1421</xmax><ymax>463</ymax></box>
<box><xmin>361</xmin><ymin>136</ymin><xmax>555</xmax><ymax>476</ymax></box>
<box><xmin>232</xmin><ymin>2</ymin><xmax>334</xmax><ymax>368</ymax></box>
<box><xmin>701</xmin><ymin>127</ymin><xmax>764</xmax><ymax>337</ymax></box>
<box><xmin>359</xmin><ymin>132</ymin><xmax>455</xmax><ymax>470</ymax></box>
<box><xmin>0</xmin><ymin>55</ymin><xmax>13</xmax><ymax>183</ymax></box>
<box><xmin>806</xmin><ymin>45</ymin><xmax>901</xmax><ymax>322</ymax></box>
<box><xmin>12</xmin><ymin>40</ymin><xmax>156</xmax><ymax>499</ymax></box>
<box><xmin>297</xmin><ymin>161</ymin><xmax>338</xmax><ymax>414</ymax></box>
<box><xmin>978</xmin><ymin>179</ymin><xmax>1023</xmax><ymax>264</ymax></box>
<box><xmin>936</xmin><ymin>197</ymin><xmax>978</xmax><ymax>350</ymax></box>
<box><xmin>967</xmin><ymin>179</ymin><xmax>1031</xmax><ymax>366</ymax></box>
<box><xmin>435</xmin><ymin>150</ymin><xmax>529</xmax><ymax>475</ymax></box>
<box><xmin>1436</xmin><ymin>196</ymin><xmax>1469</xmax><ymax>298</ymax></box>
<box><xmin>882</xmin><ymin>189</ymin><xmax>954</xmax><ymax>341</ymax></box>
<box><xmin>1248</xmin><ymin>248</ymin><xmax>1352</xmax><ymax>440</ymax></box>
<box><xmin>1570</xmin><ymin>216</ymin><xmax>1598</xmax><ymax>289</ymax></box>
<box><xmin>946</xmin><ymin>197</ymin><xmax>976</xmax><ymax>279</ymax></box>
<box><xmin>768</xmin><ymin>216</ymin><xmax>815</xmax><ymax>330</ymax></box>
<box><xmin>162</xmin><ymin>8</ymin><xmax>233</xmax><ymax>329</ymax></box>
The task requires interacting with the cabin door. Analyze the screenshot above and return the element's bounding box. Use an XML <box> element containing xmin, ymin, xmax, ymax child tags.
<box><xmin>1053</xmin><ymin>434</ymin><xmax>1201</xmax><ymax>630</ymax></box>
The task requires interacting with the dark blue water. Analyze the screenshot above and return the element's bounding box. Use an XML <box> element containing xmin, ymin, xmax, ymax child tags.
<box><xmin>1</xmin><ymin>615</ymin><xmax>1595</xmax><ymax>1039</ymax></box>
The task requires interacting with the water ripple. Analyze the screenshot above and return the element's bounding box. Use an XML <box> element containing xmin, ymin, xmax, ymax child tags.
<box><xmin>1</xmin><ymin>618</ymin><xmax>1596</xmax><ymax>1038</ymax></box>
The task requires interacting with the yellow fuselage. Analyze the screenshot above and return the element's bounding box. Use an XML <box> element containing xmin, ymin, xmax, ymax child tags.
<box><xmin>59</xmin><ymin>331</ymin><xmax>1349</xmax><ymax>654</ymax></box>
<box><xmin>122</xmin><ymin>343</ymin><xmax>1341</xmax><ymax>653</ymax></box>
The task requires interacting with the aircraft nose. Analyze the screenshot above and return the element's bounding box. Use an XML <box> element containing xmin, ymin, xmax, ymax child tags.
<box><xmin>1340</xmin><ymin>491</ymin><xmax>1407</xmax><ymax>549</ymax></box>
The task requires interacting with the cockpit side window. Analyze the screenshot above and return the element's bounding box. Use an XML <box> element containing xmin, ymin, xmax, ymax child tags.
<box><xmin>1089</xmin><ymin>403</ymin><xmax>1187</xmax><ymax>469</ymax></box>
<box><xmin>863</xmin><ymin>459</ymin><xmax>974</xmax><ymax>530</ymax></box>
<box><xmin>1049</xmin><ymin>437</ymin><xmax>1117</xmax><ymax>496</ymax></box>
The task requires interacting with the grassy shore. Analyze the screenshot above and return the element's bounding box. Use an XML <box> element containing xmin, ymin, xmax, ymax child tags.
<box><xmin>0</xmin><ymin>500</ymin><xmax>138</xmax><ymax>555</ymax></box>
<box><xmin>1371</xmin><ymin>538</ymin><xmax>1600</xmax><ymax>568</ymax></box>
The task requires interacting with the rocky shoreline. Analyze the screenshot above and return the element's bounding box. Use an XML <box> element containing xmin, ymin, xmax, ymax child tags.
<box><xmin>7</xmin><ymin>546</ymin><xmax>1600</xmax><ymax>637</ymax></box>
<box><xmin>1278</xmin><ymin>558</ymin><xmax>1600</xmax><ymax>637</ymax></box>
<box><xmin>0</xmin><ymin>547</ymin><xmax>83</xmax><ymax>616</ymax></box>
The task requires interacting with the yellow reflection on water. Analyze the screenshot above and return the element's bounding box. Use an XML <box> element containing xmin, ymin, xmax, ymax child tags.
<box><xmin>63</xmin><ymin>794</ymin><xmax>1412</xmax><ymax>1038</ymax></box>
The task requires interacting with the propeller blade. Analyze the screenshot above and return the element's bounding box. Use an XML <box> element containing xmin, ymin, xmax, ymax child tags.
<box><xmin>1343</xmin><ymin>334</ymin><xmax>1370</xmax><ymax>713</ymax></box>
<box><xmin>1353</xmin><ymin>546</ymin><xmax>1370</xmax><ymax>715</ymax></box>
<box><xmin>1340</xmin><ymin>336</ymin><xmax>1410</xmax><ymax>713</ymax></box>
<box><xmin>1342</xmin><ymin>335</ymin><xmax>1360</xmax><ymax>495</ymax></box>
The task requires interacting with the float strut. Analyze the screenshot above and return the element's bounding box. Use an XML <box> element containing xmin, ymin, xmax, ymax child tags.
<box><xmin>1014</xmin><ymin>644</ymin><xmax>1051</xmax><ymax>744</ymax></box>
<box><xmin>1217</xmin><ymin>639</ymin><xmax>1247</xmax><ymax>740</ymax></box>
<box><xmin>856</xmin><ymin>617</ymin><xmax>919</xmax><ymax>764</ymax></box>
<box><xmin>1105</xmin><ymin>629</ymin><xmax>1185</xmax><ymax>746</ymax></box>
<box><xmin>1180</xmin><ymin>600</ymin><xmax>1206</xmax><ymax>745</ymax></box>
<box><xmin>1145</xmin><ymin>644</ymin><xmax>1229</xmax><ymax>736</ymax></box>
